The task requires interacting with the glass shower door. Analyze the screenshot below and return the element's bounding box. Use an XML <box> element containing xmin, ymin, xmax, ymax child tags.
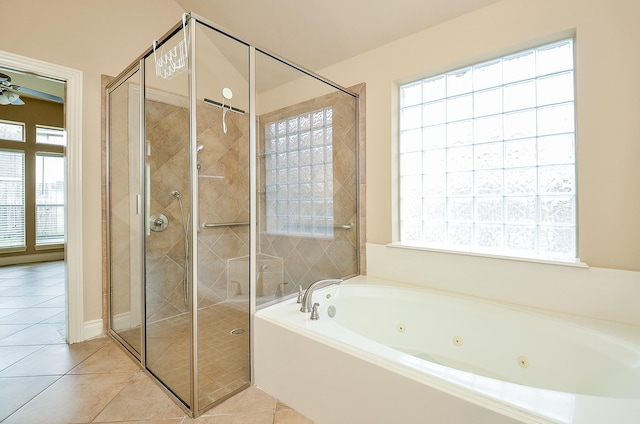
<box><xmin>108</xmin><ymin>67</ymin><xmax>142</xmax><ymax>357</ymax></box>
<box><xmin>143</xmin><ymin>28</ymin><xmax>192</xmax><ymax>407</ymax></box>
<box><xmin>194</xmin><ymin>21</ymin><xmax>251</xmax><ymax>412</ymax></box>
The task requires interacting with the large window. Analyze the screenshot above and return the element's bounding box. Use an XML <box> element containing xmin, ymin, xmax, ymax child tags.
<box><xmin>0</xmin><ymin>122</ymin><xmax>65</xmax><ymax>252</ymax></box>
<box><xmin>399</xmin><ymin>39</ymin><xmax>576</xmax><ymax>261</ymax></box>
<box><xmin>264</xmin><ymin>107</ymin><xmax>334</xmax><ymax>237</ymax></box>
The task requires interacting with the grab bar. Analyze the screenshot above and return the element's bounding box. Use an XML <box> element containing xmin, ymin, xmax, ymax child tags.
<box><xmin>201</xmin><ymin>222</ymin><xmax>353</xmax><ymax>230</ymax></box>
<box><xmin>202</xmin><ymin>221</ymin><xmax>249</xmax><ymax>228</ymax></box>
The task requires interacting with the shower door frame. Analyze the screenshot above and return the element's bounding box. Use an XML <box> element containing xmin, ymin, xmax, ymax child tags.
<box><xmin>105</xmin><ymin>61</ymin><xmax>146</xmax><ymax>363</ymax></box>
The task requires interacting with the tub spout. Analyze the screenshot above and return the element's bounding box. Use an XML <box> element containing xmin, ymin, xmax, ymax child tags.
<box><xmin>300</xmin><ymin>278</ymin><xmax>343</xmax><ymax>313</ymax></box>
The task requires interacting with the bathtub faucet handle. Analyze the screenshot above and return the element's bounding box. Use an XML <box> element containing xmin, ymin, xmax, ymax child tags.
<box><xmin>296</xmin><ymin>285</ymin><xmax>303</xmax><ymax>304</ymax></box>
<box><xmin>310</xmin><ymin>303</ymin><xmax>320</xmax><ymax>320</ymax></box>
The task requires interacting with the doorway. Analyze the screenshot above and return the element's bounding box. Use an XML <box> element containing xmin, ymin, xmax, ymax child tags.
<box><xmin>0</xmin><ymin>50</ymin><xmax>83</xmax><ymax>343</ymax></box>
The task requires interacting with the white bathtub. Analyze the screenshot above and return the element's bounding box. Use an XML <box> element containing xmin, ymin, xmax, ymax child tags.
<box><xmin>254</xmin><ymin>275</ymin><xmax>640</xmax><ymax>424</ymax></box>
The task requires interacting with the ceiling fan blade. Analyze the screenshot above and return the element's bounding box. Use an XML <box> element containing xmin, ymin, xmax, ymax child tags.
<box><xmin>13</xmin><ymin>85</ymin><xmax>63</xmax><ymax>103</ymax></box>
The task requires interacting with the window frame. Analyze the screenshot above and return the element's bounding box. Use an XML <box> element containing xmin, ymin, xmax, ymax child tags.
<box><xmin>36</xmin><ymin>124</ymin><xmax>67</xmax><ymax>147</ymax></box>
<box><xmin>397</xmin><ymin>38</ymin><xmax>579</xmax><ymax>264</ymax></box>
<box><xmin>0</xmin><ymin>119</ymin><xmax>25</xmax><ymax>143</ymax></box>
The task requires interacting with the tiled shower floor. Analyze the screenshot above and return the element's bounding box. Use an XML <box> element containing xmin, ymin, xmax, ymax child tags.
<box><xmin>0</xmin><ymin>261</ymin><xmax>312</xmax><ymax>423</ymax></box>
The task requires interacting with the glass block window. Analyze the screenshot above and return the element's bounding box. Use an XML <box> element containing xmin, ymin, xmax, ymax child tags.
<box><xmin>35</xmin><ymin>153</ymin><xmax>65</xmax><ymax>245</ymax></box>
<box><xmin>264</xmin><ymin>107</ymin><xmax>334</xmax><ymax>237</ymax></box>
<box><xmin>0</xmin><ymin>150</ymin><xmax>26</xmax><ymax>249</ymax></box>
<box><xmin>0</xmin><ymin>120</ymin><xmax>25</xmax><ymax>142</ymax></box>
<box><xmin>36</xmin><ymin>125</ymin><xmax>67</xmax><ymax>146</ymax></box>
<box><xmin>399</xmin><ymin>39</ymin><xmax>576</xmax><ymax>261</ymax></box>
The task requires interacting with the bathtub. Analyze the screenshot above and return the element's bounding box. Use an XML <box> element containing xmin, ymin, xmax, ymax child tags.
<box><xmin>254</xmin><ymin>275</ymin><xmax>640</xmax><ymax>424</ymax></box>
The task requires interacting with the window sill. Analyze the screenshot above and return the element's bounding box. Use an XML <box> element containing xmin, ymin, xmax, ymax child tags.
<box><xmin>0</xmin><ymin>247</ymin><xmax>27</xmax><ymax>254</ymax></box>
<box><xmin>35</xmin><ymin>244</ymin><xmax>64</xmax><ymax>251</ymax></box>
<box><xmin>387</xmin><ymin>242</ymin><xmax>589</xmax><ymax>269</ymax></box>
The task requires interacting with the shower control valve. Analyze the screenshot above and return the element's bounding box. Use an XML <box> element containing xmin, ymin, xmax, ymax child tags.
<box><xmin>149</xmin><ymin>214</ymin><xmax>169</xmax><ymax>232</ymax></box>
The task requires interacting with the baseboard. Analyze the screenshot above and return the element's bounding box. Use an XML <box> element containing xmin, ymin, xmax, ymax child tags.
<box><xmin>112</xmin><ymin>312</ymin><xmax>131</xmax><ymax>331</ymax></box>
<box><xmin>83</xmin><ymin>319</ymin><xmax>104</xmax><ymax>341</ymax></box>
<box><xmin>0</xmin><ymin>251</ymin><xmax>64</xmax><ymax>266</ymax></box>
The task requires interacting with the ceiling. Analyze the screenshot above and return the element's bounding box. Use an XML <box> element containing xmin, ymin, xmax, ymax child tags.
<box><xmin>174</xmin><ymin>0</ymin><xmax>501</xmax><ymax>71</ymax></box>
<box><xmin>2</xmin><ymin>1</ymin><xmax>502</xmax><ymax>106</ymax></box>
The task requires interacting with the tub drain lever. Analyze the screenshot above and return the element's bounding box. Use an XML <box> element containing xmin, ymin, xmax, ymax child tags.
<box><xmin>310</xmin><ymin>303</ymin><xmax>320</xmax><ymax>320</ymax></box>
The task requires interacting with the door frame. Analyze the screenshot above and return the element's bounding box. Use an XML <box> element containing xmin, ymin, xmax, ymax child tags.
<box><xmin>0</xmin><ymin>50</ymin><xmax>84</xmax><ymax>343</ymax></box>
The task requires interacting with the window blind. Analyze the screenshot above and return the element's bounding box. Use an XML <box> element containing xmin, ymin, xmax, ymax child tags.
<box><xmin>0</xmin><ymin>150</ymin><xmax>25</xmax><ymax>249</ymax></box>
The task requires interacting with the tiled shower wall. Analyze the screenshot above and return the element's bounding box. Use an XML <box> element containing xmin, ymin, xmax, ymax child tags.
<box><xmin>144</xmin><ymin>98</ymin><xmax>191</xmax><ymax>322</ymax></box>
<box><xmin>144</xmin><ymin>98</ymin><xmax>251</xmax><ymax>322</ymax></box>
<box><xmin>195</xmin><ymin>101</ymin><xmax>250</xmax><ymax>304</ymax></box>
<box><xmin>257</xmin><ymin>90</ymin><xmax>360</xmax><ymax>297</ymax></box>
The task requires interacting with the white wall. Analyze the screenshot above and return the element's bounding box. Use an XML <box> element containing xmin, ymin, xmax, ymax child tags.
<box><xmin>317</xmin><ymin>0</ymin><xmax>640</xmax><ymax>322</ymax></box>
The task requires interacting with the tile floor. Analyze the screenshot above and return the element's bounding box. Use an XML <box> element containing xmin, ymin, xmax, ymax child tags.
<box><xmin>0</xmin><ymin>261</ymin><xmax>312</xmax><ymax>423</ymax></box>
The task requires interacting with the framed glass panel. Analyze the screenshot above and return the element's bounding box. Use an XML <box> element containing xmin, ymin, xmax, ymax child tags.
<box><xmin>35</xmin><ymin>153</ymin><xmax>65</xmax><ymax>245</ymax></box>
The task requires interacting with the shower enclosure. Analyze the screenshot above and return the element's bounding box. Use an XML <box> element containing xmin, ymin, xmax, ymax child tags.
<box><xmin>106</xmin><ymin>13</ymin><xmax>359</xmax><ymax>417</ymax></box>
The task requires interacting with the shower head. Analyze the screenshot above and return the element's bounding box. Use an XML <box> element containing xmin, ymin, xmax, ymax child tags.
<box><xmin>196</xmin><ymin>143</ymin><xmax>205</xmax><ymax>153</ymax></box>
<box><xmin>171</xmin><ymin>190</ymin><xmax>181</xmax><ymax>198</ymax></box>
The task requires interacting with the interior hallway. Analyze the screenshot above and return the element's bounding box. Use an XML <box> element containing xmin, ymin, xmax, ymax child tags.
<box><xmin>0</xmin><ymin>261</ymin><xmax>312</xmax><ymax>423</ymax></box>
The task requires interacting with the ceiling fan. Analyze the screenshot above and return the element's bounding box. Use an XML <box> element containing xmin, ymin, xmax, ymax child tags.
<box><xmin>0</xmin><ymin>72</ymin><xmax>63</xmax><ymax>106</ymax></box>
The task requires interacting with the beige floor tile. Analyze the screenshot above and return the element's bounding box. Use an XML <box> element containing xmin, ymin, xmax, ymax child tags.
<box><xmin>93</xmin><ymin>371</ymin><xmax>186</xmax><ymax>422</ymax></box>
<box><xmin>93</xmin><ymin>420</ymin><xmax>185</xmax><ymax>424</ymax></box>
<box><xmin>202</xmin><ymin>386</ymin><xmax>275</xmax><ymax>415</ymax></box>
<box><xmin>2</xmin><ymin>372</ymin><xmax>136</xmax><ymax>424</ymax></box>
<box><xmin>0</xmin><ymin>324</ymin><xmax>29</xmax><ymax>340</ymax></box>
<box><xmin>190</xmin><ymin>411</ymin><xmax>273</xmax><ymax>424</ymax></box>
<box><xmin>274</xmin><ymin>408</ymin><xmax>314</xmax><ymax>424</ymax></box>
<box><xmin>0</xmin><ymin>322</ymin><xmax>66</xmax><ymax>345</ymax></box>
<box><xmin>0</xmin><ymin>344</ymin><xmax>42</xmax><ymax>370</ymax></box>
<box><xmin>0</xmin><ymin>337</ymin><xmax>108</xmax><ymax>377</ymax></box>
<box><xmin>70</xmin><ymin>340</ymin><xmax>139</xmax><ymax>375</ymax></box>
<box><xmin>0</xmin><ymin>375</ymin><xmax>59</xmax><ymax>421</ymax></box>
<box><xmin>0</xmin><ymin>308</ymin><xmax>22</xmax><ymax>319</ymax></box>
<box><xmin>276</xmin><ymin>401</ymin><xmax>291</xmax><ymax>411</ymax></box>
<box><xmin>0</xmin><ymin>307</ymin><xmax>63</xmax><ymax>324</ymax></box>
